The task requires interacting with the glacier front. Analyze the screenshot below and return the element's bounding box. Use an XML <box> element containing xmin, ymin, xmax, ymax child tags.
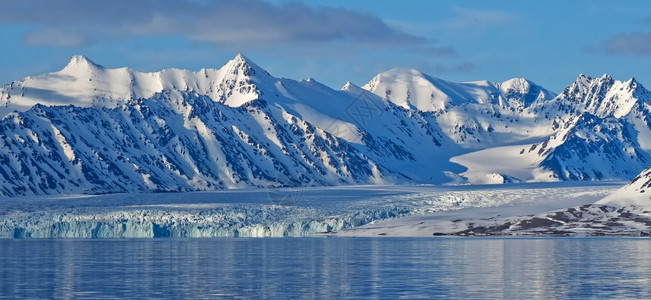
<box><xmin>0</xmin><ymin>184</ymin><xmax>619</xmax><ymax>238</ymax></box>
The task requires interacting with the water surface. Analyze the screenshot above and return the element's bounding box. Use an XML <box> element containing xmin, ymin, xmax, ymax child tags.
<box><xmin>1</xmin><ymin>238</ymin><xmax>649</xmax><ymax>299</ymax></box>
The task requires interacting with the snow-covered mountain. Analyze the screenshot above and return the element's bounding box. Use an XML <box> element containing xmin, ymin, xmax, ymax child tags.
<box><xmin>363</xmin><ymin>68</ymin><xmax>651</xmax><ymax>184</ymax></box>
<box><xmin>598</xmin><ymin>165</ymin><xmax>651</xmax><ymax>209</ymax></box>
<box><xmin>0</xmin><ymin>90</ymin><xmax>405</xmax><ymax>196</ymax></box>
<box><xmin>0</xmin><ymin>54</ymin><xmax>271</xmax><ymax>116</ymax></box>
<box><xmin>2</xmin><ymin>54</ymin><xmax>651</xmax><ymax>196</ymax></box>
<box><xmin>525</xmin><ymin>74</ymin><xmax>651</xmax><ymax>181</ymax></box>
<box><xmin>363</xmin><ymin>68</ymin><xmax>554</xmax><ymax>112</ymax></box>
<box><xmin>363</xmin><ymin>68</ymin><xmax>556</xmax><ymax>148</ymax></box>
<box><xmin>532</xmin><ymin>74</ymin><xmax>647</xmax><ymax>119</ymax></box>
<box><xmin>0</xmin><ymin>55</ymin><xmax>460</xmax><ymax>195</ymax></box>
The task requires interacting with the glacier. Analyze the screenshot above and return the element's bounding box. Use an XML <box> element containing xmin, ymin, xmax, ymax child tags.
<box><xmin>0</xmin><ymin>184</ymin><xmax>621</xmax><ymax>238</ymax></box>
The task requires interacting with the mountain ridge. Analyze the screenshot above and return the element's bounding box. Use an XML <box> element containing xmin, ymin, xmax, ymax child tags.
<box><xmin>2</xmin><ymin>54</ymin><xmax>651</xmax><ymax>195</ymax></box>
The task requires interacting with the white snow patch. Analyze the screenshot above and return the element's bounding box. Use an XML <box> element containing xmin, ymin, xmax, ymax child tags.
<box><xmin>450</xmin><ymin>144</ymin><xmax>556</xmax><ymax>184</ymax></box>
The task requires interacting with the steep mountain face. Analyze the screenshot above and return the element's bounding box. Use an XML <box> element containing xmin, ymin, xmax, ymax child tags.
<box><xmin>2</xmin><ymin>54</ymin><xmax>651</xmax><ymax>196</ymax></box>
<box><xmin>500</xmin><ymin>78</ymin><xmax>553</xmax><ymax>108</ymax></box>
<box><xmin>0</xmin><ymin>90</ymin><xmax>396</xmax><ymax>196</ymax></box>
<box><xmin>532</xmin><ymin>74</ymin><xmax>647</xmax><ymax>119</ymax></box>
<box><xmin>534</xmin><ymin>114</ymin><xmax>649</xmax><ymax>180</ymax></box>
<box><xmin>524</xmin><ymin>75</ymin><xmax>651</xmax><ymax>181</ymax></box>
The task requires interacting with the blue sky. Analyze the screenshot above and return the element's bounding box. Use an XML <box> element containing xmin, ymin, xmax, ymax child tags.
<box><xmin>1</xmin><ymin>0</ymin><xmax>651</xmax><ymax>93</ymax></box>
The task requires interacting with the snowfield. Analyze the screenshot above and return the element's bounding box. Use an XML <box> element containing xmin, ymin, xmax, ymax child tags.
<box><xmin>450</xmin><ymin>143</ymin><xmax>557</xmax><ymax>184</ymax></box>
<box><xmin>0</xmin><ymin>183</ymin><xmax>622</xmax><ymax>238</ymax></box>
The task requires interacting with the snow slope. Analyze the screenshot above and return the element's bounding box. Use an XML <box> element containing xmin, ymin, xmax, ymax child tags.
<box><xmin>0</xmin><ymin>90</ymin><xmax>403</xmax><ymax>196</ymax></box>
<box><xmin>450</xmin><ymin>144</ymin><xmax>556</xmax><ymax>184</ymax></box>
<box><xmin>598</xmin><ymin>165</ymin><xmax>651</xmax><ymax>209</ymax></box>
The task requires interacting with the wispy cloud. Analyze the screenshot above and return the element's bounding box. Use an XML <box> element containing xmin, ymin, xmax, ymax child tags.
<box><xmin>422</xmin><ymin>46</ymin><xmax>457</xmax><ymax>57</ymax></box>
<box><xmin>22</xmin><ymin>28</ymin><xmax>92</xmax><ymax>48</ymax></box>
<box><xmin>605</xmin><ymin>32</ymin><xmax>651</xmax><ymax>57</ymax></box>
<box><xmin>447</xmin><ymin>7</ymin><xmax>517</xmax><ymax>30</ymax></box>
<box><xmin>414</xmin><ymin>60</ymin><xmax>477</xmax><ymax>75</ymax></box>
<box><xmin>0</xmin><ymin>0</ymin><xmax>425</xmax><ymax>48</ymax></box>
<box><xmin>433</xmin><ymin>62</ymin><xmax>477</xmax><ymax>74</ymax></box>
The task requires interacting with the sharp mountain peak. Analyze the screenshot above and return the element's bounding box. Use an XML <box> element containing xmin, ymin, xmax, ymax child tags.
<box><xmin>63</xmin><ymin>55</ymin><xmax>104</xmax><ymax>72</ymax></box>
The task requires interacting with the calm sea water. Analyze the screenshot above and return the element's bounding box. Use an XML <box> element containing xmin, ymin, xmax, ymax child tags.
<box><xmin>1</xmin><ymin>238</ymin><xmax>649</xmax><ymax>299</ymax></box>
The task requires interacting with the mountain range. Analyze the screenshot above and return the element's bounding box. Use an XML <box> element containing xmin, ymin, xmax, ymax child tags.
<box><xmin>2</xmin><ymin>54</ymin><xmax>651</xmax><ymax>196</ymax></box>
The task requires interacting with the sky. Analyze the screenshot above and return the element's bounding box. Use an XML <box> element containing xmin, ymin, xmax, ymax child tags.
<box><xmin>1</xmin><ymin>0</ymin><xmax>651</xmax><ymax>93</ymax></box>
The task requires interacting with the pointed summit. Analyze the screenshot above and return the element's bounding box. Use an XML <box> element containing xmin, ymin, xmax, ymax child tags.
<box><xmin>230</xmin><ymin>53</ymin><xmax>256</xmax><ymax>68</ymax></box>
<box><xmin>553</xmin><ymin>73</ymin><xmax>651</xmax><ymax>118</ymax></box>
<box><xmin>595</xmin><ymin>73</ymin><xmax>615</xmax><ymax>86</ymax></box>
<box><xmin>232</xmin><ymin>53</ymin><xmax>250</xmax><ymax>63</ymax></box>
<box><xmin>501</xmin><ymin>78</ymin><xmax>532</xmax><ymax>92</ymax></box>
<box><xmin>212</xmin><ymin>54</ymin><xmax>278</xmax><ymax>107</ymax></box>
<box><xmin>341</xmin><ymin>81</ymin><xmax>369</xmax><ymax>98</ymax></box>
<box><xmin>625</xmin><ymin>77</ymin><xmax>641</xmax><ymax>89</ymax></box>
<box><xmin>65</xmin><ymin>55</ymin><xmax>102</xmax><ymax>69</ymax></box>
<box><xmin>575</xmin><ymin>73</ymin><xmax>593</xmax><ymax>84</ymax></box>
<box><xmin>61</xmin><ymin>55</ymin><xmax>103</xmax><ymax>75</ymax></box>
<box><xmin>341</xmin><ymin>81</ymin><xmax>355</xmax><ymax>90</ymax></box>
<box><xmin>624</xmin><ymin>77</ymin><xmax>651</xmax><ymax>104</ymax></box>
<box><xmin>562</xmin><ymin>73</ymin><xmax>603</xmax><ymax>98</ymax></box>
<box><xmin>221</xmin><ymin>53</ymin><xmax>272</xmax><ymax>79</ymax></box>
<box><xmin>500</xmin><ymin>78</ymin><xmax>555</xmax><ymax>107</ymax></box>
